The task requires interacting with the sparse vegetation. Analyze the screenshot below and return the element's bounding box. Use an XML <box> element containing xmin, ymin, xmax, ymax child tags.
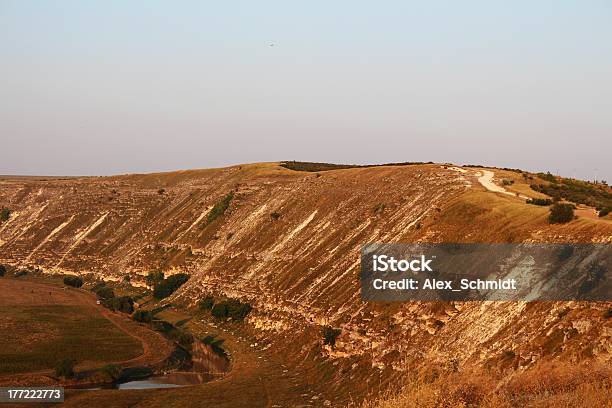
<box><xmin>501</xmin><ymin>179</ymin><xmax>514</xmax><ymax>186</ymax></box>
<box><xmin>206</xmin><ymin>192</ymin><xmax>234</xmax><ymax>225</ymax></box>
<box><xmin>54</xmin><ymin>358</ymin><xmax>76</xmax><ymax>379</ymax></box>
<box><xmin>153</xmin><ymin>273</ymin><xmax>190</xmax><ymax>299</ymax></box>
<box><xmin>531</xmin><ymin>173</ymin><xmax>612</xmax><ymax>210</ymax></box>
<box><xmin>548</xmin><ymin>203</ymin><xmax>575</xmax><ymax>224</ymax></box>
<box><xmin>362</xmin><ymin>362</ymin><xmax>612</xmax><ymax>408</ymax></box>
<box><xmin>322</xmin><ymin>326</ymin><xmax>341</xmax><ymax>348</ymax></box>
<box><xmin>280</xmin><ymin>161</ymin><xmax>431</xmax><ymax>172</ymax></box>
<box><xmin>63</xmin><ymin>275</ymin><xmax>83</xmax><ymax>288</ymax></box>
<box><xmin>0</xmin><ymin>207</ymin><xmax>10</xmax><ymax>222</ymax></box>
<box><xmin>526</xmin><ymin>198</ymin><xmax>553</xmax><ymax>206</ymax></box>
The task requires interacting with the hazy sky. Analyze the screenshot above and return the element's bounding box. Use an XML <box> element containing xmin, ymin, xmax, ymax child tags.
<box><xmin>1</xmin><ymin>1</ymin><xmax>611</xmax><ymax>180</ymax></box>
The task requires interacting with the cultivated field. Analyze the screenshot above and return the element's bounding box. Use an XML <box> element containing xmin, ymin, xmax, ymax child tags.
<box><xmin>0</xmin><ymin>278</ymin><xmax>142</xmax><ymax>376</ymax></box>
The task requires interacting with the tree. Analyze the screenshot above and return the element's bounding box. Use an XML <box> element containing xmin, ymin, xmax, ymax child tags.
<box><xmin>322</xmin><ymin>326</ymin><xmax>342</xmax><ymax>348</ymax></box>
<box><xmin>93</xmin><ymin>285</ymin><xmax>115</xmax><ymax>300</ymax></box>
<box><xmin>132</xmin><ymin>310</ymin><xmax>153</xmax><ymax>323</ymax></box>
<box><xmin>63</xmin><ymin>275</ymin><xmax>83</xmax><ymax>288</ymax></box>
<box><xmin>54</xmin><ymin>359</ymin><xmax>76</xmax><ymax>379</ymax></box>
<box><xmin>153</xmin><ymin>273</ymin><xmax>190</xmax><ymax>299</ymax></box>
<box><xmin>146</xmin><ymin>270</ymin><xmax>164</xmax><ymax>288</ymax></box>
<box><xmin>549</xmin><ymin>203</ymin><xmax>575</xmax><ymax>224</ymax></box>
<box><xmin>198</xmin><ymin>295</ymin><xmax>214</xmax><ymax>311</ymax></box>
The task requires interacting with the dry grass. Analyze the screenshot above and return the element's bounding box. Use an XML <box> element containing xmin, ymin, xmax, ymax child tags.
<box><xmin>361</xmin><ymin>362</ymin><xmax>612</xmax><ymax>408</ymax></box>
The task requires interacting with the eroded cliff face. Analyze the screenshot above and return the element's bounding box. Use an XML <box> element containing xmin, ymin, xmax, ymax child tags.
<box><xmin>1</xmin><ymin>163</ymin><xmax>610</xmax><ymax>388</ymax></box>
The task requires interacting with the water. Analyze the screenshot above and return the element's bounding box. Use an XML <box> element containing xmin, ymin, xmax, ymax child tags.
<box><xmin>116</xmin><ymin>372</ymin><xmax>216</xmax><ymax>389</ymax></box>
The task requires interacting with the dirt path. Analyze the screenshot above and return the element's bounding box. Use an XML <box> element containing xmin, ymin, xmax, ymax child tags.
<box><xmin>477</xmin><ymin>170</ymin><xmax>529</xmax><ymax>199</ymax></box>
<box><xmin>0</xmin><ymin>278</ymin><xmax>174</xmax><ymax>384</ymax></box>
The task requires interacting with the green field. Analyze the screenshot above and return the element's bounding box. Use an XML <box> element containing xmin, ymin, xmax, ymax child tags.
<box><xmin>1</xmin><ymin>304</ymin><xmax>142</xmax><ymax>374</ymax></box>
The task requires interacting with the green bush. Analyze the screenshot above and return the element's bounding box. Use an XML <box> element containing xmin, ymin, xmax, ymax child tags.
<box><xmin>0</xmin><ymin>208</ymin><xmax>10</xmax><ymax>222</ymax></box>
<box><xmin>206</xmin><ymin>192</ymin><xmax>234</xmax><ymax>225</ymax></box>
<box><xmin>132</xmin><ymin>310</ymin><xmax>153</xmax><ymax>323</ymax></box>
<box><xmin>153</xmin><ymin>273</ymin><xmax>190</xmax><ymax>299</ymax></box>
<box><xmin>322</xmin><ymin>326</ymin><xmax>342</xmax><ymax>348</ymax></box>
<box><xmin>526</xmin><ymin>198</ymin><xmax>553</xmax><ymax>206</ymax></box>
<box><xmin>198</xmin><ymin>295</ymin><xmax>214</xmax><ymax>311</ymax></box>
<box><xmin>54</xmin><ymin>358</ymin><xmax>76</xmax><ymax>379</ymax></box>
<box><xmin>63</xmin><ymin>275</ymin><xmax>83</xmax><ymax>288</ymax></box>
<box><xmin>548</xmin><ymin>203</ymin><xmax>575</xmax><ymax>224</ymax></box>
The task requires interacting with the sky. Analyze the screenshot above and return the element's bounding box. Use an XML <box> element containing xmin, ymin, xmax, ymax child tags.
<box><xmin>1</xmin><ymin>1</ymin><xmax>611</xmax><ymax>180</ymax></box>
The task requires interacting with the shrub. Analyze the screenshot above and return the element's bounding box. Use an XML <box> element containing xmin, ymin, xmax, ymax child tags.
<box><xmin>157</xmin><ymin>188</ymin><xmax>165</xmax><ymax>195</ymax></box>
<box><xmin>202</xmin><ymin>335</ymin><xmax>227</xmax><ymax>358</ymax></box>
<box><xmin>270</xmin><ymin>211</ymin><xmax>281</xmax><ymax>220</ymax></box>
<box><xmin>54</xmin><ymin>358</ymin><xmax>76</xmax><ymax>379</ymax></box>
<box><xmin>132</xmin><ymin>310</ymin><xmax>153</xmax><ymax>323</ymax></box>
<box><xmin>322</xmin><ymin>326</ymin><xmax>341</xmax><ymax>348</ymax></box>
<box><xmin>0</xmin><ymin>264</ymin><xmax>5</xmax><ymax>277</ymax></box>
<box><xmin>502</xmin><ymin>179</ymin><xmax>514</xmax><ymax>186</ymax></box>
<box><xmin>604</xmin><ymin>309</ymin><xmax>612</xmax><ymax>319</ymax></box>
<box><xmin>63</xmin><ymin>275</ymin><xmax>83</xmax><ymax>288</ymax></box>
<box><xmin>210</xmin><ymin>299</ymin><xmax>252</xmax><ymax>321</ymax></box>
<box><xmin>0</xmin><ymin>208</ymin><xmax>10</xmax><ymax>222</ymax></box>
<box><xmin>93</xmin><ymin>285</ymin><xmax>115</xmax><ymax>300</ymax></box>
<box><xmin>549</xmin><ymin>203</ymin><xmax>575</xmax><ymax>224</ymax></box>
<box><xmin>198</xmin><ymin>295</ymin><xmax>214</xmax><ymax>311</ymax></box>
<box><xmin>373</xmin><ymin>203</ymin><xmax>385</xmax><ymax>214</ymax></box>
<box><xmin>206</xmin><ymin>192</ymin><xmax>234</xmax><ymax>225</ymax></box>
<box><xmin>280</xmin><ymin>161</ymin><xmax>428</xmax><ymax>172</ymax></box>
<box><xmin>599</xmin><ymin>207</ymin><xmax>610</xmax><ymax>217</ymax></box>
<box><xmin>146</xmin><ymin>270</ymin><xmax>164</xmax><ymax>288</ymax></box>
<box><xmin>100</xmin><ymin>364</ymin><xmax>122</xmax><ymax>382</ymax></box>
<box><xmin>153</xmin><ymin>273</ymin><xmax>190</xmax><ymax>299</ymax></box>
<box><xmin>526</xmin><ymin>198</ymin><xmax>553</xmax><ymax>206</ymax></box>
<box><xmin>211</xmin><ymin>302</ymin><xmax>228</xmax><ymax>319</ymax></box>
<box><xmin>14</xmin><ymin>270</ymin><xmax>27</xmax><ymax>278</ymax></box>
<box><xmin>104</xmin><ymin>296</ymin><xmax>134</xmax><ymax>314</ymax></box>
